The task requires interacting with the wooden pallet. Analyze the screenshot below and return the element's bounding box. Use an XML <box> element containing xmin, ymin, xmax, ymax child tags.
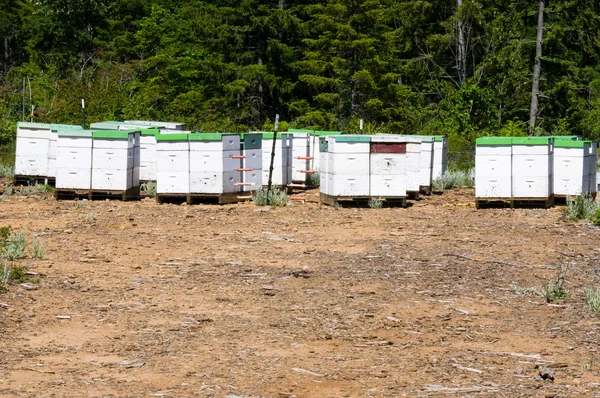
<box><xmin>320</xmin><ymin>193</ymin><xmax>407</xmax><ymax>208</ymax></box>
<box><xmin>407</xmin><ymin>190</ymin><xmax>420</xmax><ymax>200</ymax></box>
<box><xmin>14</xmin><ymin>175</ymin><xmax>55</xmax><ymax>187</ymax></box>
<box><xmin>419</xmin><ymin>185</ymin><xmax>432</xmax><ymax>196</ymax></box>
<box><xmin>55</xmin><ymin>186</ymin><xmax>140</xmax><ymax>201</ymax></box>
<box><xmin>475</xmin><ymin>195</ymin><xmax>554</xmax><ymax>209</ymax></box>
<box><xmin>156</xmin><ymin>191</ymin><xmax>253</xmax><ymax>205</ymax></box>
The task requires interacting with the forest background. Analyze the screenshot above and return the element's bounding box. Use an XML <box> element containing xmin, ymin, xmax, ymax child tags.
<box><xmin>1</xmin><ymin>0</ymin><xmax>599</xmax><ymax>166</ymax></box>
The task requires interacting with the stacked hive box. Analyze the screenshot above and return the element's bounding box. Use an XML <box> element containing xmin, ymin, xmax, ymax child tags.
<box><xmin>56</xmin><ymin>130</ymin><xmax>93</xmax><ymax>190</ymax></box>
<box><xmin>370</xmin><ymin>136</ymin><xmax>407</xmax><ymax>197</ymax></box>
<box><xmin>309</xmin><ymin>131</ymin><xmax>342</xmax><ymax>172</ymax></box>
<box><xmin>91</xmin><ymin>130</ymin><xmax>140</xmax><ymax>196</ymax></box>
<box><xmin>260</xmin><ymin>132</ymin><xmax>293</xmax><ymax>187</ymax></box>
<box><xmin>554</xmin><ymin>140</ymin><xmax>597</xmax><ymax>197</ymax></box>
<box><xmin>432</xmin><ymin>136</ymin><xmax>449</xmax><ymax>179</ymax></box>
<box><xmin>240</xmin><ymin>134</ymin><xmax>262</xmax><ymax>193</ymax></box>
<box><xmin>156</xmin><ymin>134</ymin><xmax>190</xmax><ymax>194</ymax></box>
<box><xmin>15</xmin><ymin>122</ymin><xmax>52</xmax><ymax>180</ymax></box>
<box><xmin>475</xmin><ymin>137</ymin><xmax>512</xmax><ymax>198</ymax></box>
<box><xmin>405</xmin><ymin>138</ymin><xmax>423</xmax><ymax>196</ymax></box>
<box><xmin>139</xmin><ymin>129</ymin><xmax>160</xmax><ymax>181</ymax></box>
<box><xmin>588</xmin><ymin>142</ymin><xmax>598</xmax><ymax>194</ymax></box>
<box><xmin>288</xmin><ymin>130</ymin><xmax>312</xmax><ymax>184</ymax></box>
<box><xmin>125</xmin><ymin>120</ymin><xmax>186</xmax><ymax>131</ymax></box>
<box><xmin>189</xmin><ymin>133</ymin><xmax>242</xmax><ymax>194</ymax></box>
<box><xmin>324</xmin><ymin>136</ymin><xmax>371</xmax><ymax>196</ymax></box>
<box><xmin>511</xmin><ymin>137</ymin><xmax>553</xmax><ymax>199</ymax></box>
<box><xmin>49</xmin><ymin>125</ymin><xmax>82</xmax><ymax>179</ymax></box>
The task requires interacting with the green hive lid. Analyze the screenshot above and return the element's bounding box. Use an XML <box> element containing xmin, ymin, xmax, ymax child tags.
<box><xmin>288</xmin><ymin>128</ymin><xmax>315</xmax><ymax>133</ymax></box>
<box><xmin>18</xmin><ymin>122</ymin><xmax>51</xmax><ymax>129</ymax></box>
<box><xmin>552</xmin><ymin>135</ymin><xmax>581</xmax><ymax>141</ymax></box>
<box><xmin>261</xmin><ymin>132</ymin><xmax>292</xmax><ymax>139</ymax></box>
<box><xmin>313</xmin><ymin>130</ymin><xmax>342</xmax><ymax>136</ymax></box>
<box><xmin>155</xmin><ymin>133</ymin><xmax>189</xmax><ymax>142</ymax></box>
<box><xmin>58</xmin><ymin>129</ymin><xmax>93</xmax><ymax>138</ymax></box>
<box><xmin>333</xmin><ymin>135</ymin><xmax>371</xmax><ymax>142</ymax></box>
<box><xmin>432</xmin><ymin>135</ymin><xmax>446</xmax><ymax>142</ymax></box>
<box><xmin>512</xmin><ymin>137</ymin><xmax>552</xmax><ymax>145</ymax></box>
<box><xmin>140</xmin><ymin>128</ymin><xmax>160</xmax><ymax>136</ymax></box>
<box><xmin>92</xmin><ymin>131</ymin><xmax>131</xmax><ymax>139</ymax></box>
<box><xmin>51</xmin><ymin>124</ymin><xmax>82</xmax><ymax>131</ymax></box>
<box><xmin>555</xmin><ymin>140</ymin><xmax>591</xmax><ymax>148</ymax></box>
<box><xmin>476</xmin><ymin>137</ymin><xmax>513</xmax><ymax>146</ymax></box>
<box><xmin>189</xmin><ymin>133</ymin><xmax>229</xmax><ymax>141</ymax></box>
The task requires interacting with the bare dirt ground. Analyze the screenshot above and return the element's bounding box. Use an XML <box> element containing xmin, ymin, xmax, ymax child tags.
<box><xmin>1</xmin><ymin>186</ymin><xmax>600</xmax><ymax>397</ymax></box>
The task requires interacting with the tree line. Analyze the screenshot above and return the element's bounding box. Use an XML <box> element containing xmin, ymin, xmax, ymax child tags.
<box><xmin>1</xmin><ymin>0</ymin><xmax>599</xmax><ymax>162</ymax></box>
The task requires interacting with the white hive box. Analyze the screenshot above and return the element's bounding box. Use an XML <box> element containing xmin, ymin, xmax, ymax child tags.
<box><xmin>319</xmin><ymin>137</ymin><xmax>330</xmax><ymax>195</ymax></box>
<box><xmin>125</xmin><ymin>120</ymin><xmax>186</xmax><ymax>131</ymax></box>
<box><xmin>369</xmin><ymin>136</ymin><xmax>408</xmax><ymax>197</ymax></box>
<box><xmin>432</xmin><ymin>136</ymin><xmax>449</xmax><ymax>179</ymax></box>
<box><xmin>240</xmin><ymin>134</ymin><xmax>262</xmax><ymax>192</ymax></box>
<box><xmin>56</xmin><ymin>130</ymin><xmax>93</xmax><ymax>190</ymax></box>
<box><xmin>511</xmin><ymin>137</ymin><xmax>553</xmax><ymax>198</ymax></box>
<box><xmin>309</xmin><ymin>131</ymin><xmax>342</xmax><ymax>172</ymax></box>
<box><xmin>260</xmin><ymin>132</ymin><xmax>293</xmax><ymax>187</ymax></box>
<box><xmin>15</xmin><ymin>122</ymin><xmax>52</xmax><ymax>177</ymax></box>
<box><xmin>139</xmin><ymin>129</ymin><xmax>160</xmax><ymax>181</ymax></box>
<box><xmin>588</xmin><ymin>142</ymin><xmax>598</xmax><ymax>194</ymax></box>
<box><xmin>91</xmin><ymin>130</ymin><xmax>140</xmax><ymax>191</ymax></box>
<box><xmin>290</xmin><ymin>132</ymin><xmax>311</xmax><ymax>183</ymax></box>
<box><xmin>189</xmin><ymin>133</ymin><xmax>242</xmax><ymax>194</ymax></box>
<box><xmin>156</xmin><ymin>133</ymin><xmax>190</xmax><ymax>194</ymax></box>
<box><xmin>49</xmin><ymin>125</ymin><xmax>82</xmax><ymax>178</ymax></box>
<box><xmin>475</xmin><ymin>137</ymin><xmax>512</xmax><ymax>198</ymax></box>
<box><xmin>404</xmin><ymin>140</ymin><xmax>422</xmax><ymax>193</ymax></box>
<box><xmin>374</xmin><ymin>134</ymin><xmax>432</xmax><ymax>190</ymax></box>
<box><xmin>325</xmin><ymin>136</ymin><xmax>370</xmax><ymax>196</ymax></box>
<box><xmin>553</xmin><ymin>140</ymin><xmax>595</xmax><ymax>196</ymax></box>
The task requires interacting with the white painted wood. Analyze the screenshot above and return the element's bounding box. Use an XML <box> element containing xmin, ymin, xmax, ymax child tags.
<box><xmin>512</xmin><ymin>155</ymin><xmax>552</xmax><ymax>177</ymax></box>
<box><xmin>157</xmin><ymin>171</ymin><xmax>189</xmax><ymax>194</ymax></box>
<box><xmin>328</xmin><ymin>153</ymin><xmax>370</xmax><ymax>175</ymax></box>
<box><xmin>327</xmin><ymin>140</ymin><xmax>370</xmax><ymax>154</ymax></box>
<box><xmin>327</xmin><ymin>174</ymin><xmax>370</xmax><ymax>196</ymax></box>
<box><xmin>371</xmin><ymin>175</ymin><xmax>406</xmax><ymax>196</ymax></box>
<box><xmin>190</xmin><ymin>150</ymin><xmax>241</xmax><ymax>173</ymax></box>
<box><xmin>512</xmin><ymin>176</ymin><xmax>552</xmax><ymax>197</ymax></box>
<box><xmin>476</xmin><ymin>154</ymin><xmax>512</xmax><ymax>176</ymax></box>
<box><xmin>370</xmin><ymin>153</ymin><xmax>406</xmax><ymax>175</ymax></box>
<box><xmin>190</xmin><ymin>171</ymin><xmax>241</xmax><ymax>193</ymax></box>
<box><xmin>475</xmin><ymin>176</ymin><xmax>512</xmax><ymax>198</ymax></box>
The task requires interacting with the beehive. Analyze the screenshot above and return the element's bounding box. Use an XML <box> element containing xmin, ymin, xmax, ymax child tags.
<box><xmin>432</xmin><ymin>136</ymin><xmax>449</xmax><ymax>179</ymax></box>
<box><xmin>189</xmin><ymin>133</ymin><xmax>242</xmax><ymax>194</ymax></box>
<box><xmin>56</xmin><ymin>130</ymin><xmax>93</xmax><ymax>190</ymax></box>
<box><xmin>511</xmin><ymin>137</ymin><xmax>553</xmax><ymax>198</ymax></box>
<box><xmin>325</xmin><ymin>136</ymin><xmax>370</xmax><ymax>196</ymax></box>
<box><xmin>14</xmin><ymin>122</ymin><xmax>52</xmax><ymax>178</ymax></box>
<box><xmin>475</xmin><ymin>137</ymin><xmax>512</xmax><ymax>198</ymax></box>
<box><xmin>310</xmin><ymin>131</ymin><xmax>342</xmax><ymax>172</ymax></box>
<box><xmin>288</xmin><ymin>131</ymin><xmax>312</xmax><ymax>183</ymax></box>
<box><xmin>91</xmin><ymin>130</ymin><xmax>140</xmax><ymax>191</ymax></box>
<box><xmin>49</xmin><ymin>125</ymin><xmax>82</xmax><ymax>178</ymax></box>
<box><xmin>156</xmin><ymin>134</ymin><xmax>190</xmax><ymax>194</ymax></box>
<box><xmin>553</xmin><ymin>140</ymin><xmax>594</xmax><ymax>196</ymax></box>
<box><xmin>240</xmin><ymin>134</ymin><xmax>262</xmax><ymax>192</ymax></box>
<box><xmin>370</xmin><ymin>136</ymin><xmax>408</xmax><ymax>197</ymax></box>
<box><xmin>260</xmin><ymin>132</ymin><xmax>293</xmax><ymax>187</ymax></box>
<box><xmin>139</xmin><ymin>129</ymin><xmax>160</xmax><ymax>181</ymax></box>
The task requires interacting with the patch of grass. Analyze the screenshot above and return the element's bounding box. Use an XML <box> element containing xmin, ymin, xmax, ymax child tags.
<box><xmin>85</xmin><ymin>209</ymin><xmax>97</xmax><ymax>223</ymax></box>
<box><xmin>585</xmin><ymin>288</ymin><xmax>600</xmax><ymax>313</ymax></box>
<box><xmin>4</xmin><ymin>185</ymin><xmax>13</xmax><ymax>195</ymax></box>
<box><xmin>333</xmin><ymin>201</ymin><xmax>343</xmax><ymax>209</ymax></box>
<box><xmin>75</xmin><ymin>200</ymin><xmax>86</xmax><ymax>208</ymax></box>
<box><xmin>0</xmin><ymin>226</ymin><xmax>12</xmax><ymax>248</ymax></box>
<box><xmin>253</xmin><ymin>188</ymin><xmax>289</xmax><ymax>206</ymax></box>
<box><xmin>4</xmin><ymin>232</ymin><xmax>27</xmax><ymax>261</ymax></box>
<box><xmin>369</xmin><ymin>199</ymin><xmax>383</xmax><ymax>209</ymax></box>
<box><xmin>567</xmin><ymin>195</ymin><xmax>599</xmax><ymax>221</ymax></box>
<box><xmin>0</xmin><ymin>164</ymin><xmax>14</xmax><ymax>178</ymax></box>
<box><xmin>0</xmin><ymin>262</ymin><xmax>31</xmax><ymax>290</ymax></box>
<box><xmin>32</xmin><ymin>237</ymin><xmax>46</xmax><ymax>259</ymax></box>
<box><xmin>5</xmin><ymin>183</ymin><xmax>54</xmax><ymax>196</ymax></box>
<box><xmin>541</xmin><ymin>265</ymin><xmax>568</xmax><ymax>303</ymax></box>
<box><xmin>583</xmin><ymin>355</ymin><xmax>598</xmax><ymax>372</ymax></box>
<box><xmin>141</xmin><ymin>181</ymin><xmax>157</xmax><ymax>197</ymax></box>
<box><xmin>308</xmin><ymin>172</ymin><xmax>320</xmax><ymax>188</ymax></box>
<box><xmin>510</xmin><ymin>282</ymin><xmax>542</xmax><ymax>297</ymax></box>
<box><xmin>432</xmin><ymin>169</ymin><xmax>473</xmax><ymax>191</ymax></box>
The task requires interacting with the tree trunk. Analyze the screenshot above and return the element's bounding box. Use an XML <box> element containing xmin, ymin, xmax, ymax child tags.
<box><xmin>457</xmin><ymin>0</ymin><xmax>466</xmax><ymax>85</ymax></box>
<box><xmin>529</xmin><ymin>0</ymin><xmax>544</xmax><ymax>135</ymax></box>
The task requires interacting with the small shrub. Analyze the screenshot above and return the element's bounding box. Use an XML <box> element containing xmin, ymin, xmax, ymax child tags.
<box><xmin>4</xmin><ymin>185</ymin><xmax>13</xmax><ymax>195</ymax></box>
<box><xmin>566</xmin><ymin>195</ymin><xmax>599</xmax><ymax>221</ymax></box>
<box><xmin>308</xmin><ymin>172</ymin><xmax>320</xmax><ymax>188</ymax></box>
<box><xmin>333</xmin><ymin>201</ymin><xmax>343</xmax><ymax>209</ymax></box>
<box><xmin>511</xmin><ymin>282</ymin><xmax>542</xmax><ymax>297</ymax></box>
<box><xmin>253</xmin><ymin>188</ymin><xmax>289</xmax><ymax>206</ymax></box>
<box><xmin>75</xmin><ymin>200</ymin><xmax>86</xmax><ymax>208</ymax></box>
<box><xmin>4</xmin><ymin>232</ymin><xmax>26</xmax><ymax>260</ymax></box>
<box><xmin>0</xmin><ymin>226</ymin><xmax>12</xmax><ymax>248</ymax></box>
<box><xmin>0</xmin><ymin>164</ymin><xmax>14</xmax><ymax>178</ymax></box>
<box><xmin>433</xmin><ymin>170</ymin><xmax>473</xmax><ymax>191</ymax></box>
<box><xmin>541</xmin><ymin>265</ymin><xmax>568</xmax><ymax>303</ymax></box>
<box><xmin>7</xmin><ymin>264</ymin><xmax>28</xmax><ymax>283</ymax></box>
<box><xmin>85</xmin><ymin>209</ymin><xmax>97</xmax><ymax>223</ymax></box>
<box><xmin>583</xmin><ymin>355</ymin><xmax>598</xmax><ymax>372</ymax></box>
<box><xmin>32</xmin><ymin>237</ymin><xmax>46</xmax><ymax>259</ymax></box>
<box><xmin>585</xmin><ymin>288</ymin><xmax>600</xmax><ymax>312</ymax></box>
<box><xmin>369</xmin><ymin>199</ymin><xmax>383</xmax><ymax>209</ymax></box>
<box><xmin>141</xmin><ymin>181</ymin><xmax>157</xmax><ymax>197</ymax></box>
<box><xmin>0</xmin><ymin>262</ymin><xmax>9</xmax><ymax>286</ymax></box>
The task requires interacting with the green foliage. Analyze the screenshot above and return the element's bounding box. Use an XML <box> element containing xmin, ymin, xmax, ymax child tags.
<box><xmin>308</xmin><ymin>172</ymin><xmax>320</xmax><ymax>188</ymax></box>
<box><xmin>4</xmin><ymin>232</ymin><xmax>26</xmax><ymax>261</ymax></box>
<box><xmin>369</xmin><ymin>199</ymin><xmax>383</xmax><ymax>209</ymax></box>
<box><xmin>432</xmin><ymin>170</ymin><xmax>473</xmax><ymax>191</ymax></box>
<box><xmin>566</xmin><ymin>195</ymin><xmax>599</xmax><ymax>221</ymax></box>
<box><xmin>541</xmin><ymin>266</ymin><xmax>568</xmax><ymax>303</ymax></box>
<box><xmin>253</xmin><ymin>188</ymin><xmax>289</xmax><ymax>207</ymax></box>
<box><xmin>510</xmin><ymin>282</ymin><xmax>542</xmax><ymax>297</ymax></box>
<box><xmin>586</xmin><ymin>288</ymin><xmax>600</xmax><ymax>313</ymax></box>
<box><xmin>0</xmin><ymin>164</ymin><xmax>14</xmax><ymax>178</ymax></box>
<box><xmin>141</xmin><ymin>181</ymin><xmax>157</xmax><ymax>197</ymax></box>
<box><xmin>32</xmin><ymin>237</ymin><xmax>45</xmax><ymax>259</ymax></box>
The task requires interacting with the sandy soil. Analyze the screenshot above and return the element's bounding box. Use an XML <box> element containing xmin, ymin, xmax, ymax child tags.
<box><xmin>0</xmin><ymin>187</ymin><xmax>599</xmax><ymax>397</ymax></box>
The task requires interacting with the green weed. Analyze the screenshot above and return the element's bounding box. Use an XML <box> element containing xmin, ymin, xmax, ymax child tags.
<box><xmin>253</xmin><ymin>188</ymin><xmax>289</xmax><ymax>206</ymax></box>
<box><xmin>0</xmin><ymin>164</ymin><xmax>14</xmax><ymax>178</ymax></box>
<box><xmin>141</xmin><ymin>181</ymin><xmax>157</xmax><ymax>197</ymax></box>
<box><xmin>432</xmin><ymin>169</ymin><xmax>473</xmax><ymax>191</ymax></box>
<box><xmin>567</xmin><ymin>195</ymin><xmax>599</xmax><ymax>221</ymax></box>
<box><xmin>85</xmin><ymin>209</ymin><xmax>97</xmax><ymax>223</ymax></box>
<box><xmin>369</xmin><ymin>199</ymin><xmax>383</xmax><ymax>209</ymax></box>
<box><xmin>541</xmin><ymin>265</ymin><xmax>568</xmax><ymax>303</ymax></box>
<box><xmin>510</xmin><ymin>282</ymin><xmax>542</xmax><ymax>297</ymax></box>
<box><xmin>4</xmin><ymin>232</ymin><xmax>27</xmax><ymax>260</ymax></box>
<box><xmin>585</xmin><ymin>288</ymin><xmax>600</xmax><ymax>313</ymax></box>
<box><xmin>308</xmin><ymin>172</ymin><xmax>320</xmax><ymax>188</ymax></box>
<box><xmin>32</xmin><ymin>237</ymin><xmax>46</xmax><ymax>259</ymax></box>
